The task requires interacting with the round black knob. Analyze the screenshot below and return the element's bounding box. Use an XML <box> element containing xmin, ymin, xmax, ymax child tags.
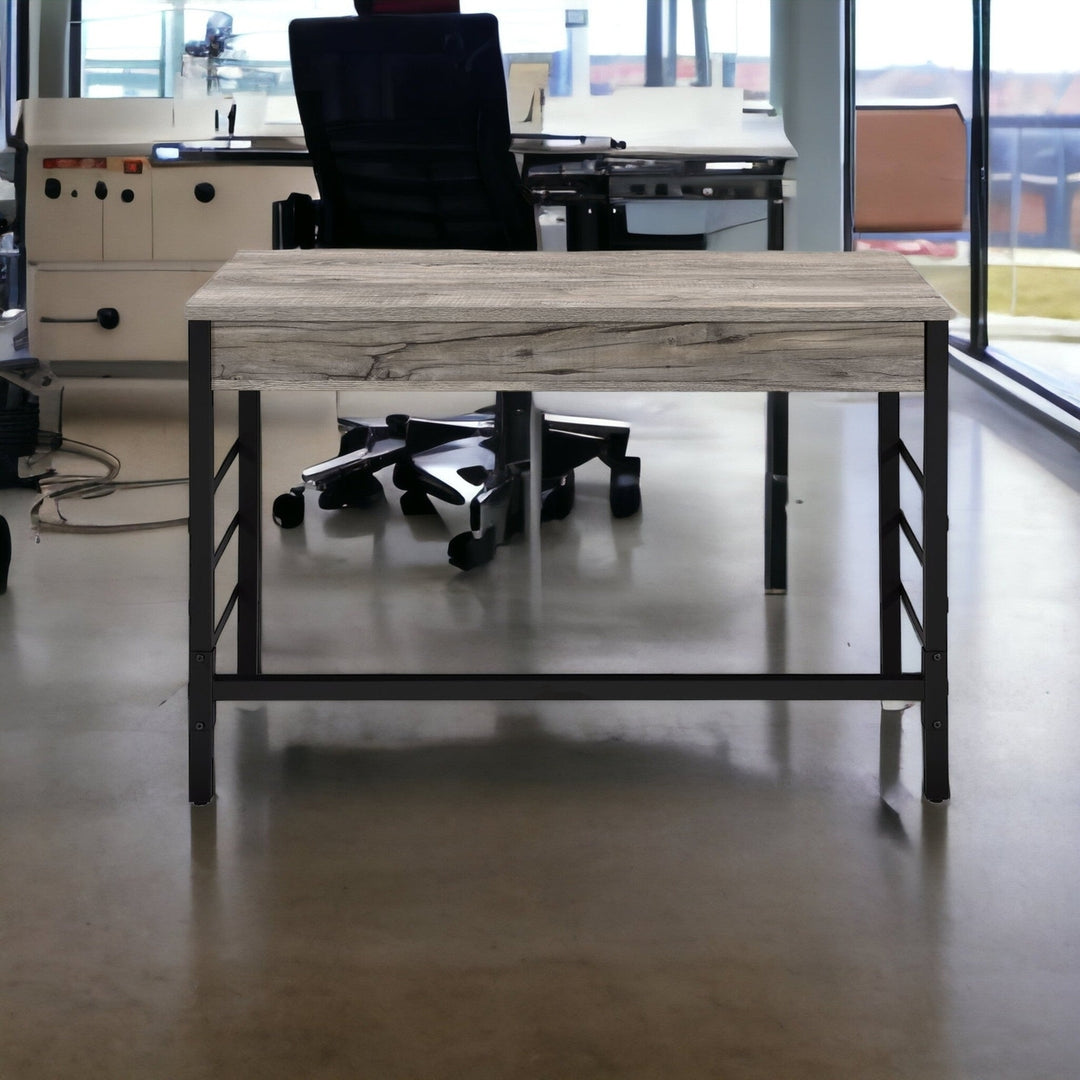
<box><xmin>121</xmin><ymin>189</ymin><xmax>135</xmax><ymax>203</ymax></box>
<box><xmin>96</xmin><ymin>308</ymin><xmax>120</xmax><ymax>330</ymax></box>
<box><xmin>94</xmin><ymin>180</ymin><xmax>108</xmax><ymax>200</ymax></box>
<box><xmin>194</xmin><ymin>182</ymin><xmax>216</xmax><ymax>203</ymax></box>
<box><xmin>44</xmin><ymin>178</ymin><xmax>61</xmax><ymax>199</ymax></box>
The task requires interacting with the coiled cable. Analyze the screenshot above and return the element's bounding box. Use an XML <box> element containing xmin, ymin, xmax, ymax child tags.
<box><xmin>27</xmin><ymin>433</ymin><xmax>188</xmax><ymax>536</ymax></box>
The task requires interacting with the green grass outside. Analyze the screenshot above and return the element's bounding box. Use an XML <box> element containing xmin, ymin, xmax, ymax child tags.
<box><xmin>917</xmin><ymin>263</ymin><xmax>1080</xmax><ymax>322</ymax></box>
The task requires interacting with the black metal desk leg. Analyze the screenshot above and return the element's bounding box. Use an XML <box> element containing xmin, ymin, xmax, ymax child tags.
<box><xmin>765</xmin><ymin>390</ymin><xmax>789</xmax><ymax>594</ymax></box>
<box><xmin>766</xmin><ymin>188</ymin><xmax>785</xmax><ymax>253</ymax></box>
<box><xmin>878</xmin><ymin>392</ymin><xmax>902</xmax><ymax>676</ymax></box>
<box><xmin>188</xmin><ymin>320</ymin><xmax>217</xmax><ymax>805</ymax></box>
<box><xmin>762</xmin><ymin>182</ymin><xmax>789</xmax><ymax>595</ymax></box>
<box><xmin>564</xmin><ymin>203</ymin><xmax>602</xmax><ymax>251</ymax></box>
<box><xmin>921</xmin><ymin>322</ymin><xmax>950</xmax><ymax>802</ymax></box>
<box><xmin>237</xmin><ymin>390</ymin><xmax>262</xmax><ymax>677</ymax></box>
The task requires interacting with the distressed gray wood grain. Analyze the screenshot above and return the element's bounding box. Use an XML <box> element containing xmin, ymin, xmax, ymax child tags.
<box><xmin>187</xmin><ymin>248</ymin><xmax>951</xmax><ymax>392</ymax></box>
<box><xmin>187</xmin><ymin>248</ymin><xmax>954</xmax><ymax>326</ymax></box>
<box><xmin>209</xmin><ymin>319</ymin><xmax>926</xmax><ymax>392</ymax></box>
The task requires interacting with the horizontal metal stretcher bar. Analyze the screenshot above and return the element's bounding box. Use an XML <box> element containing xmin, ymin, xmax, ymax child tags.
<box><xmin>210</xmin><ymin>673</ymin><xmax>927</xmax><ymax>703</ymax></box>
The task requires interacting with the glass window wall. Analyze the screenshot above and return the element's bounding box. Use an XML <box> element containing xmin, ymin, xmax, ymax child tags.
<box><xmin>76</xmin><ymin>1</ymin><xmax>771</xmax><ymax>127</ymax></box>
<box><xmin>853</xmin><ymin>0</ymin><xmax>973</xmax><ymax>328</ymax></box>
<box><xmin>463</xmin><ymin>1</ymin><xmax>769</xmax><ymax>98</ymax></box>
<box><xmin>986</xmin><ymin>0</ymin><xmax>1080</xmax><ymax>410</ymax></box>
<box><xmin>79</xmin><ymin>1</ymin><xmax>352</xmax><ymax>99</ymax></box>
<box><xmin>856</xmin><ymin>0</ymin><xmax>1080</xmax><ymax>421</ymax></box>
<box><xmin>72</xmin><ymin>1</ymin><xmax>771</xmax><ymax>159</ymax></box>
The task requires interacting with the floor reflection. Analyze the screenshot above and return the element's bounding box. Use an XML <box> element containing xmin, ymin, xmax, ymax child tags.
<box><xmin>181</xmin><ymin>697</ymin><xmax>954</xmax><ymax>1076</ymax></box>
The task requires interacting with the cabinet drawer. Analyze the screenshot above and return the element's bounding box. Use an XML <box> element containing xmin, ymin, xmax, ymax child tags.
<box><xmin>29</xmin><ymin>267</ymin><xmax>214</xmax><ymax>363</ymax></box>
<box><xmin>25</xmin><ymin>161</ymin><xmax>108</xmax><ymax>262</ymax></box>
<box><xmin>152</xmin><ymin>164</ymin><xmax>318</xmax><ymax>261</ymax></box>
<box><xmin>25</xmin><ymin>155</ymin><xmax>154</xmax><ymax>263</ymax></box>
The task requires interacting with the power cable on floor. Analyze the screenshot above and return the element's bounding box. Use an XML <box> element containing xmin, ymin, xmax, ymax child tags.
<box><xmin>27</xmin><ymin>433</ymin><xmax>188</xmax><ymax>536</ymax></box>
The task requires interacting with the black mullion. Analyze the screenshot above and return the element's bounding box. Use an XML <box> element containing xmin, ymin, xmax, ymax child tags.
<box><xmin>843</xmin><ymin>0</ymin><xmax>856</xmax><ymax>251</ymax></box>
<box><xmin>969</xmin><ymin>0</ymin><xmax>991</xmax><ymax>353</ymax></box>
<box><xmin>67</xmin><ymin>0</ymin><xmax>82</xmax><ymax>97</ymax></box>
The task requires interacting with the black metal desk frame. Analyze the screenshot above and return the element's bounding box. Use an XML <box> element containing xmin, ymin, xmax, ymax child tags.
<box><xmin>187</xmin><ymin>301</ymin><xmax>950</xmax><ymax>807</ymax></box>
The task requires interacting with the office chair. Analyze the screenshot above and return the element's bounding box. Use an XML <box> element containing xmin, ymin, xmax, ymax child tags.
<box><xmin>272</xmin><ymin>6</ymin><xmax>641</xmax><ymax>570</ymax></box>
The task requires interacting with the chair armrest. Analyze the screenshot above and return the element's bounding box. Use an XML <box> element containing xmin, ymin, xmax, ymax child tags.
<box><xmin>272</xmin><ymin>192</ymin><xmax>320</xmax><ymax>249</ymax></box>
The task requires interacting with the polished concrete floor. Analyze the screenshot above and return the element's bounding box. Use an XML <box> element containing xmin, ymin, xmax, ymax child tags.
<box><xmin>1</xmin><ymin>370</ymin><xmax>1078</xmax><ymax>1078</ymax></box>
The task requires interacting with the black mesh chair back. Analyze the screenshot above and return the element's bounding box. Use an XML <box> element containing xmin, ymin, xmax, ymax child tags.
<box><xmin>288</xmin><ymin>13</ymin><xmax>536</xmax><ymax>251</ymax></box>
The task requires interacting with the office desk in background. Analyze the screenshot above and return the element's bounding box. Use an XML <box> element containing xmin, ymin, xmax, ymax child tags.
<box><xmin>186</xmin><ymin>248</ymin><xmax>952</xmax><ymax>807</ymax></box>
<box><xmin>516</xmin><ymin>135</ymin><xmax>795</xmax><ymax>590</ymax></box>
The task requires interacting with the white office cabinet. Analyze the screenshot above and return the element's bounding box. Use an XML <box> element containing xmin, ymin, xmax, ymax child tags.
<box><xmin>25</xmin><ymin>158</ymin><xmax>109</xmax><ymax>262</ymax></box>
<box><xmin>23</xmin><ymin>151</ymin><xmax>317</xmax><ymax>368</ymax></box>
<box><xmin>25</xmin><ymin>155</ymin><xmax>156</xmax><ymax>263</ymax></box>
<box><xmin>29</xmin><ymin>267</ymin><xmax>215</xmax><ymax>363</ymax></box>
<box><xmin>103</xmin><ymin>171</ymin><xmax>154</xmax><ymax>262</ymax></box>
<box><xmin>20</xmin><ymin>97</ymin><xmax>320</xmax><ymax>370</ymax></box>
<box><xmin>152</xmin><ymin>165</ymin><xmax>319</xmax><ymax>261</ymax></box>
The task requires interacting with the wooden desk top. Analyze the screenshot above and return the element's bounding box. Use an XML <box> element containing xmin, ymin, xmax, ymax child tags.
<box><xmin>188</xmin><ymin>248</ymin><xmax>951</xmax><ymax>325</ymax></box>
<box><xmin>187</xmin><ymin>249</ymin><xmax>952</xmax><ymax>393</ymax></box>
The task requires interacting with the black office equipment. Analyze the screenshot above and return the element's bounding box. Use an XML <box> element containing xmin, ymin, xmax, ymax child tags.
<box><xmin>274</xmin><ymin>10</ymin><xmax>641</xmax><ymax>570</ymax></box>
<box><xmin>1</xmin><ymin>313</ymin><xmax>60</xmax><ymax>492</ymax></box>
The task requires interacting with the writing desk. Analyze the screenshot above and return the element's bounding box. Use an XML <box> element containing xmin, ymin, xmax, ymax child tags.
<box><xmin>186</xmin><ymin>248</ymin><xmax>952</xmax><ymax>806</ymax></box>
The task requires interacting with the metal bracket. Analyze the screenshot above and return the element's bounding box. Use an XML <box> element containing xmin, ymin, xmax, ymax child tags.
<box><xmin>921</xmin><ymin>647</ymin><xmax>948</xmax><ymax>729</ymax></box>
<box><xmin>189</xmin><ymin>647</ymin><xmax>217</xmax><ymax>729</ymax></box>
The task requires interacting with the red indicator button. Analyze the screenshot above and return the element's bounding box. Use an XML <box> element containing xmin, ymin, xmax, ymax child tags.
<box><xmin>122</xmin><ymin>159</ymin><xmax>144</xmax><ymax>175</ymax></box>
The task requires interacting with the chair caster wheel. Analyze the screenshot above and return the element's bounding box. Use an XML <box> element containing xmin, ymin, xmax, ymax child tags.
<box><xmin>447</xmin><ymin>527</ymin><xmax>497</xmax><ymax>571</ymax></box>
<box><xmin>385</xmin><ymin>413</ymin><xmax>410</xmax><ymax>437</ymax></box>
<box><xmin>400</xmin><ymin>489</ymin><xmax>439</xmax><ymax>516</ymax></box>
<box><xmin>318</xmin><ymin>472</ymin><xmax>384</xmax><ymax>510</ymax></box>
<box><xmin>541</xmin><ymin>471</ymin><xmax>575</xmax><ymax>522</ymax></box>
<box><xmin>610</xmin><ymin>457</ymin><xmax>641</xmax><ymax>518</ymax></box>
<box><xmin>273</xmin><ymin>488</ymin><xmax>305</xmax><ymax>528</ymax></box>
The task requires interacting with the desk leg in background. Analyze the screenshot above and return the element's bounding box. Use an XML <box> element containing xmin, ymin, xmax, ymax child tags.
<box><xmin>764</xmin><ymin>187</ymin><xmax>788</xmax><ymax>595</ymax></box>
<box><xmin>764</xmin><ymin>391</ymin><xmax>788</xmax><ymax>594</ymax></box>
<box><xmin>565</xmin><ymin>203</ymin><xmax>602</xmax><ymax>251</ymax></box>
<box><xmin>878</xmin><ymin>391</ymin><xmax>903</xmax><ymax>677</ymax></box>
<box><xmin>921</xmin><ymin>321</ymin><xmax>950</xmax><ymax>802</ymax></box>
<box><xmin>188</xmin><ymin>320</ymin><xmax>217</xmax><ymax>805</ymax></box>
<box><xmin>237</xmin><ymin>391</ymin><xmax>262</xmax><ymax>678</ymax></box>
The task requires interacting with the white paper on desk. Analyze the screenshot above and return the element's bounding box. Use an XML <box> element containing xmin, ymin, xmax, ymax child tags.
<box><xmin>543</xmin><ymin>84</ymin><xmax>745</xmax><ymax>149</ymax></box>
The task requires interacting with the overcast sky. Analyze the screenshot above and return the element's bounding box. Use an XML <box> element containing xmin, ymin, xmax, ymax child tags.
<box><xmin>857</xmin><ymin>0</ymin><xmax>1080</xmax><ymax>73</ymax></box>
